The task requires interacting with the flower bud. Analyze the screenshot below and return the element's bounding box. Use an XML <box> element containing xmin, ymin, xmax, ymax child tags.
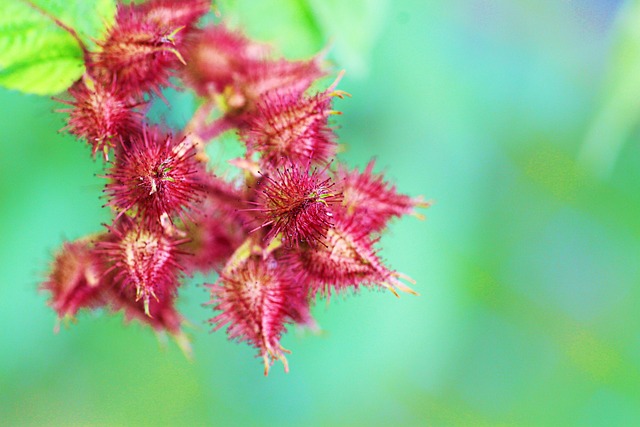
<box><xmin>42</xmin><ymin>239</ymin><xmax>106</xmax><ymax>322</ymax></box>
<box><xmin>209</xmin><ymin>253</ymin><xmax>293</xmax><ymax>375</ymax></box>
<box><xmin>256</xmin><ymin>164</ymin><xmax>342</xmax><ymax>247</ymax></box>
<box><xmin>105</xmin><ymin>127</ymin><xmax>202</xmax><ymax>226</ymax></box>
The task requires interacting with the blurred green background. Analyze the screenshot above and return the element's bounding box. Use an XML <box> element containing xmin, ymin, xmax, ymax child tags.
<box><xmin>1</xmin><ymin>0</ymin><xmax>639</xmax><ymax>425</ymax></box>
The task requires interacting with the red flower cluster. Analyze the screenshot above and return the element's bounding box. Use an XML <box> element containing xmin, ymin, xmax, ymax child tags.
<box><xmin>43</xmin><ymin>0</ymin><xmax>429</xmax><ymax>375</ymax></box>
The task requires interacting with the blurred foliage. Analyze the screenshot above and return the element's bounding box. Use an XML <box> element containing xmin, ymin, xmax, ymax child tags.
<box><xmin>580</xmin><ymin>0</ymin><xmax>640</xmax><ymax>176</ymax></box>
<box><xmin>216</xmin><ymin>0</ymin><xmax>388</xmax><ymax>74</ymax></box>
<box><xmin>1</xmin><ymin>0</ymin><xmax>640</xmax><ymax>426</ymax></box>
<box><xmin>0</xmin><ymin>0</ymin><xmax>115</xmax><ymax>95</ymax></box>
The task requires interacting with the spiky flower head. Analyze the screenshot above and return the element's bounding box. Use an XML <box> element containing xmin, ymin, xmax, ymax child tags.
<box><xmin>139</xmin><ymin>0</ymin><xmax>210</xmax><ymax>29</ymax></box>
<box><xmin>42</xmin><ymin>239</ymin><xmax>106</xmax><ymax>322</ymax></box>
<box><xmin>241</xmin><ymin>88</ymin><xmax>340</xmax><ymax>168</ymax></box>
<box><xmin>184</xmin><ymin>24</ymin><xmax>325</xmax><ymax>116</ymax></box>
<box><xmin>105</xmin><ymin>127</ymin><xmax>202</xmax><ymax>226</ymax></box>
<box><xmin>256</xmin><ymin>164</ymin><xmax>342</xmax><ymax>247</ymax></box>
<box><xmin>237</xmin><ymin>58</ymin><xmax>326</xmax><ymax>113</ymax></box>
<box><xmin>337</xmin><ymin>161</ymin><xmax>431</xmax><ymax>233</ymax></box>
<box><xmin>57</xmin><ymin>76</ymin><xmax>141</xmax><ymax>160</ymax></box>
<box><xmin>286</xmin><ymin>214</ymin><xmax>416</xmax><ymax>298</ymax></box>
<box><xmin>92</xmin><ymin>0</ymin><xmax>207</xmax><ymax>98</ymax></box>
<box><xmin>209</xmin><ymin>249</ymin><xmax>292</xmax><ymax>375</ymax></box>
<box><xmin>98</xmin><ymin>218</ymin><xmax>186</xmax><ymax>317</ymax></box>
<box><xmin>183</xmin><ymin>24</ymin><xmax>269</xmax><ymax>97</ymax></box>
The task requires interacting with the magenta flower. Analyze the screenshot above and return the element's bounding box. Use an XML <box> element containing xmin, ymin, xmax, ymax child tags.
<box><xmin>184</xmin><ymin>24</ymin><xmax>325</xmax><ymax>116</ymax></box>
<box><xmin>336</xmin><ymin>160</ymin><xmax>431</xmax><ymax>233</ymax></box>
<box><xmin>241</xmin><ymin>89</ymin><xmax>339</xmax><ymax>169</ymax></box>
<box><xmin>93</xmin><ymin>0</ymin><xmax>207</xmax><ymax>98</ymax></box>
<box><xmin>97</xmin><ymin>217</ymin><xmax>187</xmax><ymax>317</ymax></box>
<box><xmin>139</xmin><ymin>0</ymin><xmax>210</xmax><ymax>29</ymax></box>
<box><xmin>105</xmin><ymin>127</ymin><xmax>202</xmax><ymax>226</ymax></box>
<box><xmin>42</xmin><ymin>239</ymin><xmax>106</xmax><ymax>322</ymax></box>
<box><xmin>255</xmin><ymin>164</ymin><xmax>343</xmax><ymax>247</ymax></box>
<box><xmin>209</xmin><ymin>254</ymin><xmax>293</xmax><ymax>375</ymax></box>
<box><xmin>57</xmin><ymin>76</ymin><xmax>141</xmax><ymax>160</ymax></box>
<box><xmin>184</xmin><ymin>24</ymin><xmax>269</xmax><ymax>97</ymax></box>
<box><xmin>37</xmin><ymin>0</ymin><xmax>429</xmax><ymax>374</ymax></box>
<box><xmin>285</xmin><ymin>213</ymin><xmax>417</xmax><ymax>298</ymax></box>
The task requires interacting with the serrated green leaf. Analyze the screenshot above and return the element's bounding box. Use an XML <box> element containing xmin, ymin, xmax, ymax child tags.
<box><xmin>0</xmin><ymin>0</ymin><xmax>116</xmax><ymax>95</ymax></box>
<box><xmin>29</xmin><ymin>0</ymin><xmax>116</xmax><ymax>50</ymax></box>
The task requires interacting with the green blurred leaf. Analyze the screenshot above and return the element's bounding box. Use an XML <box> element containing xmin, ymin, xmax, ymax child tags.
<box><xmin>579</xmin><ymin>0</ymin><xmax>640</xmax><ymax>177</ymax></box>
<box><xmin>0</xmin><ymin>0</ymin><xmax>116</xmax><ymax>95</ymax></box>
<box><xmin>306</xmin><ymin>0</ymin><xmax>389</xmax><ymax>75</ymax></box>
<box><xmin>217</xmin><ymin>0</ymin><xmax>388</xmax><ymax>74</ymax></box>
<box><xmin>217</xmin><ymin>0</ymin><xmax>323</xmax><ymax>58</ymax></box>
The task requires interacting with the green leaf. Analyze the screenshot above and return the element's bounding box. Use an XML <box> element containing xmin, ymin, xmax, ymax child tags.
<box><xmin>217</xmin><ymin>0</ymin><xmax>388</xmax><ymax>75</ymax></box>
<box><xmin>0</xmin><ymin>0</ymin><xmax>116</xmax><ymax>95</ymax></box>
<box><xmin>306</xmin><ymin>0</ymin><xmax>389</xmax><ymax>76</ymax></box>
<box><xmin>216</xmin><ymin>0</ymin><xmax>324</xmax><ymax>58</ymax></box>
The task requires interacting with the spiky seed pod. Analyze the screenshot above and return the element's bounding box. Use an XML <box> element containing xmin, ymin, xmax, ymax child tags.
<box><xmin>241</xmin><ymin>89</ymin><xmax>338</xmax><ymax>168</ymax></box>
<box><xmin>183</xmin><ymin>24</ymin><xmax>269</xmax><ymax>97</ymax></box>
<box><xmin>218</xmin><ymin>58</ymin><xmax>326</xmax><ymax>119</ymax></box>
<box><xmin>139</xmin><ymin>0</ymin><xmax>210</xmax><ymax>29</ymax></box>
<box><xmin>42</xmin><ymin>239</ymin><xmax>106</xmax><ymax>321</ymax></box>
<box><xmin>209</xmin><ymin>253</ymin><xmax>292</xmax><ymax>375</ymax></box>
<box><xmin>184</xmin><ymin>24</ymin><xmax>325</xmax><ymax>116</ymax></box>
<box><xmin>239</xmin><ymin>58</ymin><xmax>326</xmax><ymax>110</ymax></box>
<box><xmin>256</xmin><ymin>165</ymin><xmax>343</xmax><ymax>247</ymax></box>
<box><xmin>57</xmin><ymin>76</ymin><xmax>141</xmax><ymax>160</ymax></box>
<box><xmin>97</xmin><ymin>218</ymin><xmax>187</xmax><ymax>317</ymax></box>
<box><xmin>336</xmin><ymin>161</ymin><xmax>431</xmax><ymax>233</ymax></box>
<box><xmin>285</xmin><ymin>214</ymin><xmax>416</xmax><ymax>298</ymax></box>
<box><xmin>105</xmin><ymin>128</ymin><xmax>202</xmax><ymax>226</ymax></box>
<box><xmin>92</xmin><ymin>0</ymin><xmax>207</xmax><ymax>98</ymax></box>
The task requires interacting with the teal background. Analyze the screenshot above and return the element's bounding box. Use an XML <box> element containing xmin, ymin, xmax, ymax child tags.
<box><xmin>1</xmin><ymin>0</ymin><xmax>639</xmax><ymax>425</ymax></box>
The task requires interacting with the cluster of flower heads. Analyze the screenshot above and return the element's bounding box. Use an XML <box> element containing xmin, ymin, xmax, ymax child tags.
<box><xmin>43</xmin><ymin>0</ymin><xmax>429</xmax><ymax>375</ymax></box>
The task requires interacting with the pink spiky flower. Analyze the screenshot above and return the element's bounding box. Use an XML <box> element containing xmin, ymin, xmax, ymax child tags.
<box><xmin>336</xmin><ymin>160</ymin><xmax>431</xmax><ymax>233</ymax></box>
<box><xmin>139</xmin><ymin>0</ymin><xmax>210</xmax><ymax>30</ymax></box>
<box><xmin>241</xmin><ymin>87</ymin><xmax>342</xmax><ymax>168</ymax></box>
<box><xmin>184</xmin><ymin>24</ymin><xmax>325</xmax><ymax>116</ymax></box>
<box><xmin>286</xmin><ymin>214</ymin><xmax>417</xmax><ymax>298</ymax></box>
<box><xmin>92</xmin><ymin>0</ymin><xmax>207</xmax><ymax>98</ymax></box>
<box><xmin>209</xmin><ymin>251</ymin><xmax>292</xmax><ymax>375</ymax></box>
<box><xmin>255</xmin><ymin>164</ymin><xmax>343</xmax><ymax>247</ymax></box>
<box><xmin>57</xmin><ymin>76</ymin><xmax>141</xmax><ymax>160</ymax></box>
<box><xmin>97</xmin><ymin>217</ymin><xmax>187</xmax><ymax>317</ymax></box>
<box><xmin>42</xmin><ymin>238</ymin><xmax>106</xmax><ymax>324</ymax></box>
<box><xmin>105</xmin><ymin>127</ymin><xmax>202</xmax><ymax>225</ymax></box>
<box><xmin>183</xmin><ymin>24</ymin><xmax>269</xmax><ymax>97</ymax></box>
<box><xmin>238</xmin><ymin>58</ymin><xmax>326</xmax><ymax>113</ymax></box>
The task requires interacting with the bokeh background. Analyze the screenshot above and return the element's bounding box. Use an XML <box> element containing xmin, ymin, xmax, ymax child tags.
<box><xmin>1</xmin><ymin>0</ymin><xmax>639</xmax><ymax>425</ymax></box>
